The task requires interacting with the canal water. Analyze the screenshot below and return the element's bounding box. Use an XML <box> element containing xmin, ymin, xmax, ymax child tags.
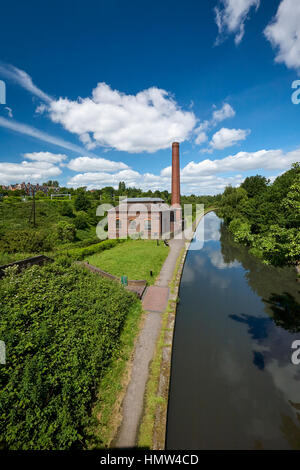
<box><xmin>166</xmin><ymin>212</ymin><xmax>300</xmax><ymax>450</ymax></box>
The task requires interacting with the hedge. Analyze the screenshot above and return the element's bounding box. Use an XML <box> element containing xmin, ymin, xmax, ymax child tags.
<box><xmin>0</xmin><ymin>261</ymin><xmax>137</xmax><ymax>449</ymax></box>
<box><xmin>62</xmin><ymin>238</ymin><xmax>124</xmax><ymax>261</ymax></box>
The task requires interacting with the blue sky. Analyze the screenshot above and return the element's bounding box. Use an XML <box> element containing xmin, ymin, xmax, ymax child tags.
<box><xmin>0</xmin><ymin>0</ymin><xmax>300</xmax><ymax>194</ymax></box>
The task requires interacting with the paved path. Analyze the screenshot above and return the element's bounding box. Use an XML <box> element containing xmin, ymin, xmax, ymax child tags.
<box><xmin>115</xmin><ymin>238</ymin><xmax>185</xmax><ymax>448</ymax></box>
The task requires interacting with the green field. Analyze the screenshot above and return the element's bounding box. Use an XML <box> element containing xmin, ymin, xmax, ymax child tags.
<box><xmin>86</xmin><ymin>239</ymin><xmax>169</xmax><ymax>284</ymax></box>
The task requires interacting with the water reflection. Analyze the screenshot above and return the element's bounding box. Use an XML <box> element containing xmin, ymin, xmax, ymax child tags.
<box><xmin>166</xmin><ymin>212</ymin><xmax>300</xmax><ymax>450</ymax></box>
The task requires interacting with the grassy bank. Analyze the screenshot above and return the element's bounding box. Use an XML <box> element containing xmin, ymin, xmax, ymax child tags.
<box><xmin>89</xmin><ymin>301</ymin><xmax>143</xmax><ymax>448</ymax></box>
<box><xmin>86</xmin><ymin>239</ymin><xmax>169</xmax><ymax>284</ymax></box>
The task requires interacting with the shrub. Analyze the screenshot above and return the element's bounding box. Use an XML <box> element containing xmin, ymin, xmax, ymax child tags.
<box><xmin>63</xmin><ymin>238</ymin><xmax>122</xmax><ymax>261</ymax></box>
<box><xmin>74</xmin><ymin>193</ymin><xmax>91</xmax><ymax>212</ymax></box>
<box><xmin>55</xmin><ymin>221</ymin><xmax>76</xmax><ymax>242</ymax></box>
<box><xmin>74</xmin><ymin>211</ymin><xmax>88</xmax><ymax>229</ymax></box>
<box><xmin>59</xmin><ymin>202</ymin><xmax>74</xmax><ymax>217</ymax></box>
<box><xmin>0</xmin><ymin>262</ymin><xmax>137</xmax><ymax>449</ymax></box>
<box><xmin>0</xmin><ymin>229</ymin><xmax>53</xmax><ymax>253</ymax></box>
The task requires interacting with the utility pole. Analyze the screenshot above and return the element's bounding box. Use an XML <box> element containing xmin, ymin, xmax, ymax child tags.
<box><xmin>33</xmin><ymin>188</ymin><xmax>36</xmax><ymax>227</ymax></box>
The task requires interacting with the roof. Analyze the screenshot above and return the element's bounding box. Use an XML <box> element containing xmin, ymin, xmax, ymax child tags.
<box><xmin>121</xmin><ymin>197</ymin><xmax>164</xmax><ymax>203</ymax></box>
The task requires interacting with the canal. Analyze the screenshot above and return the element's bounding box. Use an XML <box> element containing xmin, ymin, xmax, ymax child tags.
<box><xmin>166</xmin><ymin>212</ymin><xmax>300</xmax><ymax>450</ymax></box>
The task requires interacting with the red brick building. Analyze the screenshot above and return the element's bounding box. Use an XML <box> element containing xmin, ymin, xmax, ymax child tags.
<box><xmin>107</xmin><ymin>142</ymin><xmax>182</xmax><ymax>239</ymax></box>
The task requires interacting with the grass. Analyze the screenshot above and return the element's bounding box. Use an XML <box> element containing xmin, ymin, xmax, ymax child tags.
<box><xmin>86</xmin><ymin>239</ymin><xmax>169</xmax><ymax>284</ymax></box>
<box><xmin>89</xmin><ymin>300</ymin><xmax>143</xmax><ymax>448</ymax></box>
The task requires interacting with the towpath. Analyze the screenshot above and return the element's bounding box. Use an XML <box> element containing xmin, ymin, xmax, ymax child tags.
<box><xmin>115</xmin><ymin>238</ymin><xmax>185</xmax><ymax>448</ymax></box>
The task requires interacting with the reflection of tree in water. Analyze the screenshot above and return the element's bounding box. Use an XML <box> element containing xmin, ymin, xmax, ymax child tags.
<box><xmin>265</xmin><ymin>292</ymin><xmax>300</xmax><ymax>333</ymax></box>
<box><xmin>219</xmin><ymin>222</ymin><xmax>300</xmax><ymax>331</ymax></box>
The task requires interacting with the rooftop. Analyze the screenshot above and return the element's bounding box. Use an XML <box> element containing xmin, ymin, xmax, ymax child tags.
<box><xmin>121</xmin><ymin>197</ymin><xmax>164</xmax><ymax>203</ymax></box>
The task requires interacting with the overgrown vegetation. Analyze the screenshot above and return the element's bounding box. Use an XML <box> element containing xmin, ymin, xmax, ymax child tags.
<box><xmin>217</xmin><ymin>163</ymin><xmax>300</xmax><ymax>267</ymax></box>
<box><xmin>0</xmin><ymin>261</ymin><xmax>140</xmax><ymax>449</ymax></box>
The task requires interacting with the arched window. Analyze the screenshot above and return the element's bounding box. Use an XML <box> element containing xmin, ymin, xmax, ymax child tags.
<box><xmin>116</xmin><ymin>218</ymin><xmax>121</xmax><ymax>230</ymax></box>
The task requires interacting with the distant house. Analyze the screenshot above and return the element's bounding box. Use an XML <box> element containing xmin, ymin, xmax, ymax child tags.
<box><xmin>107</xmin><ymin>143</ymin><xmax>182</xmax><ymax>239</ymax></box>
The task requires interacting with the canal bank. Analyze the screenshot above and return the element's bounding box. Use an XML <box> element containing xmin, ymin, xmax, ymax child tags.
<box><xmin>137</xmin><ymin>208</ymin><xmax>215</xmax><ymax>449</ymax></box>
<box><xmin>115</xmin><ymin>208</ymin><xmax>214</xmax><ymax>448</ymax></box>
<box><xmin>166</xmin><ymin>212</ymin><xmax>300</xmax><ymax>450</ymax></box>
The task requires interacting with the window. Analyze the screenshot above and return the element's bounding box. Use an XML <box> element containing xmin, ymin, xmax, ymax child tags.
<box><xmin>170</xmin><ymin>211</ymin><xmax>175</xmax><ymax>222</ymax></box>
<box><xmin>144</xmin><ymin>219</ymin><xmax>151</xmax><ymax>231</ymax></box>
<box><xmin>116</xmin><ymin>219</ymin><xmax>121</xmax><ymax>230</ymax></box>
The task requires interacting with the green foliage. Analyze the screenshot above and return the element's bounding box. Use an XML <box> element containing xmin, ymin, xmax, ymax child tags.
<box><xmin>0</xmin><ymin>262</ymin><xmax>138</xmax><ymax>449</ymax></box>
<box><xmin>59</xmin><ymin>202</ymin><xmax>74</xmax><ymax>217</ymax></box>
<box><xmin>241</xmin><ymin>175</ymin><xmax>269</xmax><ymax>198</ymax></box>
<box><xmin>228</xmin><ymin>218</ymin><xmax>254</xmax><ymax>245</ymax></box>
<box><xmin>0</xmin><ymin>229</ymin><xmax>53</xmax><ymax>253</ymax></box>
<box><xmin>74</xmin><ymin>211</ymin><xmax>89</xmax><ymax>230</ymax></box>
<box><xmin>55</xmin><ymin>221</ymin><xmax>76</xmax><ymax>242</ymax></box>
<box><xmin>63</xmin><ymin>238</ymin><xmax>121</xmax><ymax>261</ymax></box>
<box><xmin>74</xmin><ymin>192</ymin><xmax>91</xmax><ymax>212</ymax></box>
<box><xmin>218</xmin><ymin>163</ymin><xmax>300</xmax><ymax>266</ymax></box>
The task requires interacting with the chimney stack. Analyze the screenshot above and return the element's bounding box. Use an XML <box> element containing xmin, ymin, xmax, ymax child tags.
<box><xmin>171</xmin><ymin>142</ymin><xmax>180</xmax><ymax>207</ymax></box>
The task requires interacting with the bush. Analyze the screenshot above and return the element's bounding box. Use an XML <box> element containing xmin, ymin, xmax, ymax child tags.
<box><xmin>0</xmin><ymin>262</ymin><xmax>137</xmax><ymax>449</ymax></box>
<box><xmin>0</xmin><ymin>229</ymin><xmax>53</xmax><ymax>253</ymax></box>
<box><xmin>55</xmin><ymin>221</ymin><xmax>76</xmax><ymax>242</ymax></box>
<box><xmin>59</xmin><ymin>202</ymin><xmax>74</xmax><ymax>217</ymax></box>
<box><xmin>74</xmin><ymin>211</ymin><xmax>88</xmax><ymax>229</ymax></box>
<box><xmin>63</xmin><ymin>238</ymin><xmax>122</xmax><ymax>261</ymax></box>
<box><xmin>74</xmin><ymin>193</ymin><xmax>91</xmax><ymax>212</ymax></box>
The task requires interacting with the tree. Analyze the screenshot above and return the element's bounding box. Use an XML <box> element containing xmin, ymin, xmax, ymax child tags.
<box><xmin>43</xmin><ymin>180</ymin><xmax>59</xmax><ymax>187</ymax></box>
<box><xmin>241</xmin><ymin>175</ymin><xmax>269</xmax><ymax>198</ymax></box>
<box><xmin>118</xmin><ymin>181</ymin><xmax>126</xmax><ymax>192</ymax></box>
<box><xmin>74</xmin><ymin>192</ymin><xmax>91</xmax><ymax>212</ymax></box>
<box><xmin>59</xmin><ymin>201</ymin><xmax>74</xmax><ymax>217</ymax></box>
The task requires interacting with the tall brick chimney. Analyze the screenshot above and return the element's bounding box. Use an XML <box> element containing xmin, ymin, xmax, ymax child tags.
<box><xmin>171</xmin><ymin>142</ymin><xmax>180</xmax><ymax>207</ymax></box>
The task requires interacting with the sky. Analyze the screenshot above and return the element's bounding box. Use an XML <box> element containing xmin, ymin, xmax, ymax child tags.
<box><xmin>0</xmin><ymin>0</ymin><xmax>300</xmax><ymax>195</ymax></box>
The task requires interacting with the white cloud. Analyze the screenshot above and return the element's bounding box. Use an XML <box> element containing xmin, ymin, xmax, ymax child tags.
<box><xmin>180</xmin><ymin>147</ymin><xmax>300</xmax><ymax>176</ymax></box>
<box><xmin>212</xmin><ymin>102</ymin><xmax>235</xmax><ymax>123</ymax></box>
<box><xmin>215</xmin><ymin>0</ymin><xmax>260</xmax><ymax>45</ymax></box>
<box><xmin>65</xmin><ymin>145</ymin><xmax>300</xmax><ymax>195</ymax></box>
<box><xmin>47</xmin><ymin>83</ymin><xmax>197</xmax><ymax>153</ymax></box>
<box><xmin>23</xmin><ymin>152</ymin><xmax>68</xmax><ymax>164</ymax></box>
<box><xmin>0</xmin><ymin>116</ymin><xmax>94</xmax><ymax>155</ymax></box>
<box><xmin>67</xmin><ymin>156</ymin><xmax>129</xmax><ymax>172</ymax></box>
<box><xmin>194</xmin><ymin>103</ymin><xmax>235</xmax><ymax>146</ymax></box>
<box><xmin>209</xmin><ymin>127</ymin><xmax>250</xmax><ymax>150</ymax></box>
<box><xmin>264</xmin><ymin>0</ymin><xmax>300</xmax><ymax>72</ymax></box>
<box><xmin>0</xmin><ymin>62</ymin><xmax>52</xmax><ymax>103</ymax></box>
<box><xmin>195</xmin><ymin>131</ymin><xmax>208</xmax><ymax>145</ymax></box>
<box><xmin>0</xmin><ymin>160</ymin><xmax>61</xmax><ymax>185</ymax></box>
<box><xmin>4</xmin><ymin>107</ymin><xmax>13</xmax><ymax>118</ymax></box>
